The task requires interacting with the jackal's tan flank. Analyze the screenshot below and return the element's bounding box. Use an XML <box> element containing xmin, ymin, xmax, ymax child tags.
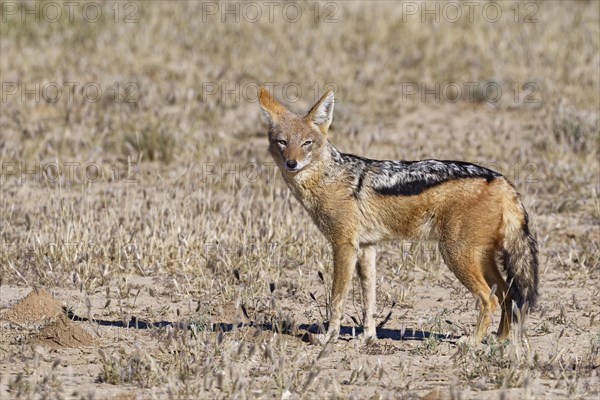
<box><xmin>258</xmin><ymin>86</ymin><xmax>539</xmax><ymax>343</ymax></box>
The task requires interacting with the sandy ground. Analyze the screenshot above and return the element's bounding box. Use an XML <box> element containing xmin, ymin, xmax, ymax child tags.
<box><xmin>1</xmin><ymin>256</ymin><xmax>598</xmax><ymax>399</ymax></box>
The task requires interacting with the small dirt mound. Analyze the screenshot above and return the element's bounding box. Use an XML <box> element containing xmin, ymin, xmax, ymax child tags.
<box><xmin>2</xmin><ymin>288</ymin><xmax>63</xmax><ymax>324</ymax></box>
<box><xmin>33</xmin><ymin>315</ymin><xmax>96</xmax><ymax>349</ymax></box>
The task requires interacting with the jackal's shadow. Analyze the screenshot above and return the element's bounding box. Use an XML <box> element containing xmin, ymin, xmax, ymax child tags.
<box><xmin>296</xmin><ymin>323</ymin><xmax>459</xmax><ymax>343</ymax></box>
<box><xmin>65</xmin><ymin>308</ymin><xmax>458</xmax><ymax>343</ymax></box>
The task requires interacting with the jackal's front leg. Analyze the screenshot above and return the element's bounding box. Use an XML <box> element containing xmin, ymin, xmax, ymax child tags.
<box><xmin>319</xmin><ymin>242</ymin><xmax>358</xmax><ymax>344</ymax></box>
<box><xmin>357</xmin><ymin>245</ymin><xmax>377</xmax><ymax>339</ymax></box>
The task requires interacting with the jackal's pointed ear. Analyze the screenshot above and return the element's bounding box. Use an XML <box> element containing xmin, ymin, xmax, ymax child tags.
<box><xmin>307</xmin><ymin>90</ymin><xmax>334</xmax><ymax>134</ymax></box>
<box><xmin>258</xmin><ymin>86</ymin><xmax>285</xmax><ymax>125</ymax></box>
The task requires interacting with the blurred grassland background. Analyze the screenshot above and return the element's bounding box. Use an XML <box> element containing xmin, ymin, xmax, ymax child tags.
<box><xmin>0</xmin><ymin>1</ymin><xmax>599</xmax><ymax>398</ymax></box>
<box><xmin>0</xmin><ymin>0</ymin><xmax>598</xmax><ymax>296</ymax></box>
<box><xmin>1</xmin><ymin>0</ymin><xmax>598</xmax><ymax>159</ymax></box>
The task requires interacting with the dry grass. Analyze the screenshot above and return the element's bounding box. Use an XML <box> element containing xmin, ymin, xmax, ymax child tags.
<box><xmin>1</xmin><ymin>1</ymin><xmax>599</xmax><ymax>399</ymax></box>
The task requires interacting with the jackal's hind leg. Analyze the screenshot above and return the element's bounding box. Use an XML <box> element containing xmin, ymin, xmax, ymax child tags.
<box><xmin>482</xmin><ymin>254</ymin><xmax>513</xmax><ymax>340</ymax></box>
<box><xmin>440</xmin><ymin>243</ymin><xmax>497</xmax><ymax>342</ymax></box>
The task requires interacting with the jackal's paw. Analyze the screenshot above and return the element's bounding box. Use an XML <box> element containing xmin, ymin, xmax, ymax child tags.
<box><xmin>308</xmin><ymin>331</ymin><xmax>338</xmax><ymax>346</ymax></box>
<box><xmin>456</xmin><ymin>335</ymin><xmax>483</xmax><ymax>347</ymax></box>
<box><xmin>357</xmin><ymin>334</ymin><xmax>377</xmax><ymax>347</ymax></box>
<box><xmin>456</xmin><ymin>335</ymin><xmax>471</xmax><ymax>346</ymax></box>
<box><xmin>362</xmin><ymin>327</ymin><xmax>377</xmax><ymax>341</ymax></box>
<box><xmin>307</xmin><ymin>333</ymin><xmax>326</xmax><ymax>346</ymax></box>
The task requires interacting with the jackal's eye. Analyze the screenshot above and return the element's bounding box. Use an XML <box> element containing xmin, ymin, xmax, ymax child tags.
<box><xmin>277</xmin><ymin>139</ymin><xmax>287</xmax><ymax>146</ymax></box>
<box><xmin>303</xmin><ymin>140</ymin><xmax>313</xmax><ymax>147</ymax></box>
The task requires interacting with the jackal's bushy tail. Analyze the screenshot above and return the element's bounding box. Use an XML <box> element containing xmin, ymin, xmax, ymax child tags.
<box><xmin>501</xmin><ymin>191</ymin><xmax>539</xmax><ymax>313</ymax></box>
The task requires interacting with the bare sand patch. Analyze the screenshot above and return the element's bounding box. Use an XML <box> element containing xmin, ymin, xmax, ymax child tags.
<box><xmin>32</xmin><ymin>315</ymin><xmax>96</xmax><ymax>349</ymax></box>
<box><xmin>1</xmin><ymin>288</ymin><xmax>96</xmax><ymax>349</ymax></box>
<box><xmin>2</xmin><ymin>288</ymin><xmax>63</xmax><ymax>325</ymax></box>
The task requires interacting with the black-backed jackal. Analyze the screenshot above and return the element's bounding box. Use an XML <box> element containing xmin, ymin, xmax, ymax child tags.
<box><xmin>258</xmin><ymin>86</ymin><xmax>539</xmax><ymax>344</ymax></box>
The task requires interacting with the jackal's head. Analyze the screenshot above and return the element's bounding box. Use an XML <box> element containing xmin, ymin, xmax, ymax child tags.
<box><xmin>258</xmin><ymin>86</ymin><xmax>334</xmax><ymax>173</ymax></box>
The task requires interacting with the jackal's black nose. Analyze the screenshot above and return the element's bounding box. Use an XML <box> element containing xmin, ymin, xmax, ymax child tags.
<box><xmin>286</xmin><ymin>160</ymin><xmax>298</xmax><ymax>169</ymax></box>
